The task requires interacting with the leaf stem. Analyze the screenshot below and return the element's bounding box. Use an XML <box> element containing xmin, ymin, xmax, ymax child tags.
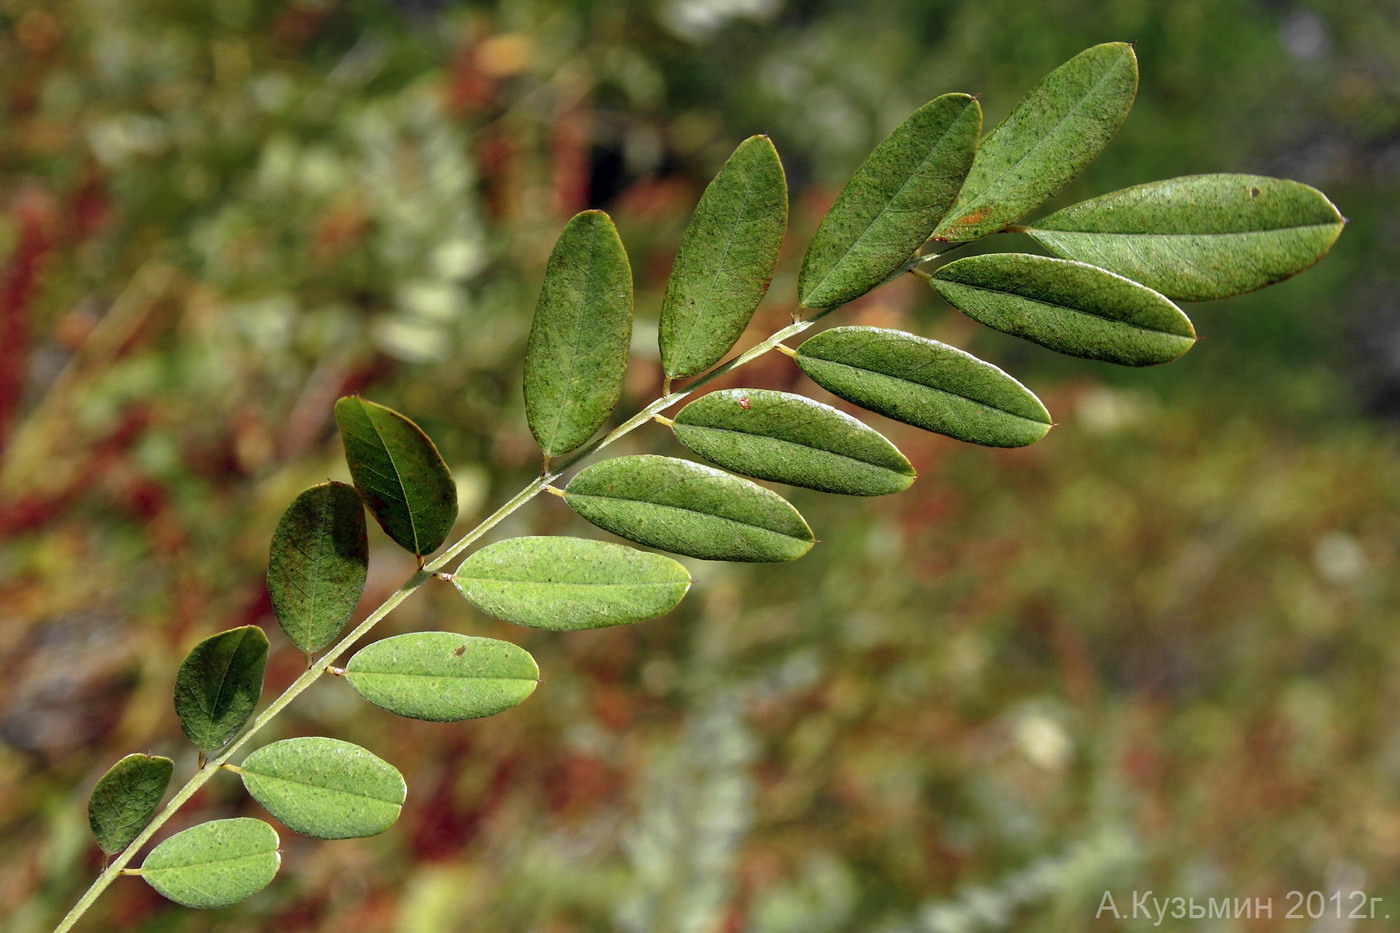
<box><xmin>50</xmin><ymin>301</ymin><xmax>840</xmax><ymax>933</ymax></box>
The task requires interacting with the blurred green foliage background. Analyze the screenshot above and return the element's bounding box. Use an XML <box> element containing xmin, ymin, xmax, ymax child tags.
<box><xmin>2</xmin><ymin>1</ymin><xmax>1398</xmax><ymax>930</ymax></box>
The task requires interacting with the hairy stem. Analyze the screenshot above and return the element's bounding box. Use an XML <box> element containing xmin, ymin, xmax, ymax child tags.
<box><xmin>52</xmin><ymin>302</ymin><xmax>838</xmax><ymax>933</ymax></box>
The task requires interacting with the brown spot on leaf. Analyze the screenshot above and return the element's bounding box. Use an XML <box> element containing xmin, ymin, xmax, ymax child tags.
<box><xmin>951</xmin><ymin>207</ymin><xmax>989</xmax><ymax>228</ymax></box>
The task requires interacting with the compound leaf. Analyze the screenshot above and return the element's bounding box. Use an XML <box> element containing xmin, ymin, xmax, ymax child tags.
<box><xmin>239</xmin><ymin>737</ymin><xmax>405</xmax><ymax>840</ymax></box>
<box><xmin>88</xmin><ymin>754</ymin><xmax>173</xmax><ymax>856</ymax></box>
<box><xmin>796</xmin><ymin>327</ymin><xmax>1051</xmax><ymax>447</ymax></box>
<box><xmin>1026</xmin><ymin>174</ymin><xmax>1346</xmax><ymax>300</ymax></box>
<box><xmin>524</xmin><ymin>210</ymin><xmax>634</xmax><ymax>458</ymax></box>
<box><xmin>934</xmin><ymin>42</ymin><xmax>1138</xmax><ymax>242</ymax></box>
<box><xmin>334</xmin><ymin>397</ymin><xmax>457</xmax><ymax>558</ymax></box>
<box><xmin>345</xmin><ymin>632</ymin><xmax>539</xmax><ymax>722</ymax></box>
<box><xmin>140</xmin><ymin>818</ymin><xmax>280</xmax><ymax>909</ymax></box>
<box><xmin>661</xmin><ymin>136</ymin><xmax>787</xmax><ymax>378</ymax></box>
<box><xmin>799</xmin><ymin>93</ymin><xmax>981</xmax><ymax>309</ymax></box>
<box><xmin>174</xmin><ymin>626</ymin><xmax>268</xmax><ymax>752</ymax></box>
<box><xmin>673</xmin><ymin>388</ymin><xmax>916</xmax><ymax>495</ymax></box>
<box><xmin>453</xmin><ymin>536</ymin><xmax>691</xmax><ymax>630</ymax></box>
<box><xmin>267</xmin><ymin>481</ymin><xmax>368</xmax><ymax>654</ymax></box>
<box><xmin>563</xmin><ymin>455</ymin><xmax>814</xmax><ymax>562</ymax></box>
<box><xmin>930</xmin><ymin>253</ymin><xmax>1195</xmax><ymax>366</ymax></box>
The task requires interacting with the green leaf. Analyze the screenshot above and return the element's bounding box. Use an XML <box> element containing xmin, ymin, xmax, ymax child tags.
<box><xmin>87</xmin><ymin>754</ymin><xmax>173</xmax><ymax>856</ymax></box>
<box><xmin>239</xmin><ymin>737</ymin><xmax>406</xmax><ymax>840</ymax></box>
<box><xmin>141</xmin><ymin>818</ymin><xmax>280</xmax><ymax>909</ymax></box>
<box><xmin>796</xmin><ymin>327</ymin><xmax>1051</xmax><ymax>448</ymax></box>
<box><xmin>799</xmin><ymin>94</ymin><xmax>981</xmax><ymax>309</ymax></box>
<box><xmin>345</xmin><ymin>632</ymin><xmax>539</xmax><ymax>722</ymax></box>
<box><xmin>563</xmin><ymin>455</ymin><xmax>814</xmax><ymax>562</ymax></box>
<box><xmin>673</xmin><ymin>388</ymin><xmax>916</xmax><ymax>495</ymax></box>
<box><xmin>174</xmin><ymin>626</ymin><xmax>268</xmax><ymax>752</ymax></box>
<box><xmin>930</xmin><ymin>253</ymin><xmax>1196</xmax><ymax>366</ymax></box>
<box><xmin>267</xmin><ymin>481</ymin><xmax>368</xmax><ymax>654</ymax></box>
<box><xmin>334</xmin><ymin>396</ymin><xmax>458</xmax><ymax>557</ymax></box>
<box><xmin>1026</xmin><ymin>174</ymin><xmax>1346</xmax><ymax>300</ymax></box>
<box><xmin>524</xmin><ymin>210</ymin><xmax>634</xmax><ymax>458</ymax></box>
<box><xmin>933</xmin><ymin>42</ymin><xmax>1138</xmax><ymax>242</ymax></box>
<box><xmin>660</xmin><ymin>136</ymin><xmax>787</xmax><ymax>378</ymax></box>
<box><xmin>452</xmin><ymin>536</ymin><xmax>691</xmax><ymax>630</ymax></box>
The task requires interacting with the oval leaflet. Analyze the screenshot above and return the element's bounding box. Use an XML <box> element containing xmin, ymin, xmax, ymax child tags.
<box><xmin>796</xmin><ymin>327</ymin><xmax>1051</xmax><ymax>448</ymax></box>
<box><xmin>453</xmin><ymin>536</ymin><xmax>691</xmax><ymax>630</ymax></box>
<box><xmin>267</xmin><ymin>481</ymin><xmax>368</xmax><ymax>654</ymax></box>
<box><xmin>799</xmin><ymin>93</ymin><xmax>981</xmax><ymax>309</ymax></box>
<box><xmin>523</xmin><ymin>210</ymin><xmax>634</xmax><ymax>458</ymax></box>
<box><xmin>660</xmin><ymin>135</ymin><xmax>787</xmax><ymax>378</ymax></box>
<box><xmin>929</xmin><ymin>253</ymin><xmax>1196</xmax><ymax>366</ymax></box>
<box><xmin>563</xmin><ymin>455</ymin><xmax>814</xmax><ymax>562</ymax></box>
<box><xmin>88</xmin><ymin>754</ymin><xmax>174</xmax><ymax>856</ymax></box>
<box><xmin>673</xmin><ymin>388</ymin><xmax>915</xmax><ymax>495</ymax></box>
<box><xmin>334</xmin><ymin>396</ymin><xmax>458</xmax><ymax>557</ymax></box>
<box><xmin>933</xmin><ymin>42</ymin><xmax>1138</xmax><ymax>241</ymax></box>
<box><xmin>239</xmin><ymin>737</ymin><xmax>406</xmax><ymax>840</ymax></box>
<box><xmin>1026</xmin><ymin>174</ymin><xmax>1346</xmax><ymax>301</ymax></box>
<box><xmin>140</xmin><ymin>818</ymin><xmax>280</xmax><ymax>909</ymax></box>
<box><xmin>345</xmin><ymin>632</ymin><xmax>540</xmax><ymax>722</ymax></box>
<box><xmin>173</xmin><ymin>625</ymin><xmax>269</xmax><ymax>753</ymax></box>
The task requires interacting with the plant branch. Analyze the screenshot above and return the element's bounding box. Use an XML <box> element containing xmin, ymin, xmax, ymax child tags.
<box><xmin>51</xmin><ymin>573</ymin><xmax>425</xmax><ymax>933</ymax></box>
<box><xmin>51</xmin><ymin>297</ymin><xmax>842</xmax><ymax>933</ymax></box>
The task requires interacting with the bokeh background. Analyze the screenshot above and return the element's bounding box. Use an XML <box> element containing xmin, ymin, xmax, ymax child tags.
<box><xmin>3</xmin><ymin>1</ymin><xmax>1399</xmax><ymax>930</ymax></box>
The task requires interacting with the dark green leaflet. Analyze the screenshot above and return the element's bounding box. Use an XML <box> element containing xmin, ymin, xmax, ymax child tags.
<box><xmin>523</xmin><ymin>210</ymin><xmax>634</xmax><ymax>457</ymax></box>
<box><xmin>266</xmin><ymin>481</ymin><xmax>368</xmax><ymax>653</ymax></box>
<box><xmin>173</xmin><ymin>625</ymin><xmax>268</xmax><ymax>752</ymax></box>
<box><xmin>798</xmin><ymin>93</ymin><xmax>980</xmax><ymax>309</ymax></box>
<box><xmin>88</xmin><ymin>754</ymin><xmax>174</xmax><ymax>856</ymax></box>
<box><xmin>660</xmin><ymin>136</ymin><xmax>787</xmax><ymax>378</ymax></box>
<box><xmin>933</xmin><ymin>42</ymin><xmax>1138</xmax><ymax>242</ymax></box>
<box><xmin>334</xmin><ymin>396</ymin><xmax>457</xmax><ymax>557</ymax></box>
